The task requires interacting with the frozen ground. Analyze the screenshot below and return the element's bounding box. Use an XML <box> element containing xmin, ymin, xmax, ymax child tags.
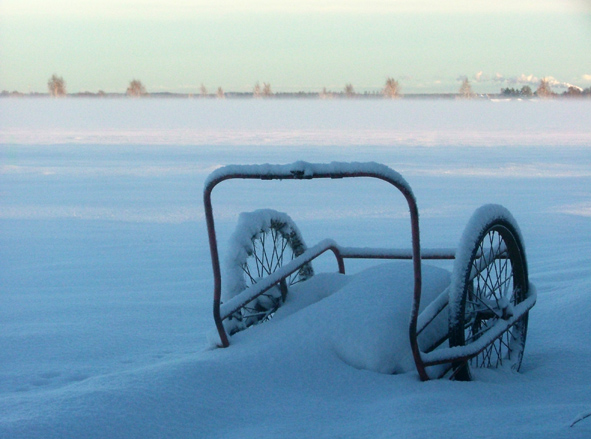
<box><xmin>1</xmin><ymin>99</ymin><xmax>590</xmax><ymax>438</ymax></box>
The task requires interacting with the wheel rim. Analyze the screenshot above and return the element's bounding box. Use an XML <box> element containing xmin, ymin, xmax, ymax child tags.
<box><xmin>237</xmin><ymin>219</ymin><xmax>313</xmax><ymax>328</ymax></box>
<box><xmin>453</xmin><ymin>223</ymin><xmax>528</xmax><ymax>378</ymax></box>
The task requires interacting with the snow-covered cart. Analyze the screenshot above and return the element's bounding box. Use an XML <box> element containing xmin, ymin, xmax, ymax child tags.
<box><xmin>204</xmin><ymin>162</ymin><xmax>536</xmax><ymax>381</ymax></box>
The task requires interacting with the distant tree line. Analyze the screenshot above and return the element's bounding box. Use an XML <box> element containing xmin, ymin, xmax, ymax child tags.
<box><xmin>500</xmin><ymin>78</ymin><xmax>591</xmax><ymax>98</ymax></box>
<box><xmin>500</xmin><ymin>85</ymin><xmax>533</xmax><ymax>97</ymax></box>
<box><xmin>1</xmin><ymin>75</ymin><xmax>590</xmax><ymax>99</ymax></box>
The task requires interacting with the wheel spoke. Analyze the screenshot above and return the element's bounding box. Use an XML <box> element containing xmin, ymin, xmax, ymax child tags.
<box><xmin>466</xmin><ymin>291</ymin><xmax>501</xmax><ymax>317</ymax></box>
<box><xmin>242</xmin><ymin>263</ymin><xmax>257</xmax><ymax>284</ymax></box>
<box><xmin>476</xmin><ymin>260</ymin><xmax>493</xmax><ymax>299</ymax></box>
<box><xmin>453</xmin><ymin>223</ymin><xmax>528</xmax><ymax>379</ymax></box>
<box><xmin>251</xmin><ymin>238</ymin><xmax>265</xmax><ymax>277</ymax></box>
<box><xmin>228</xmin><ymin>213</ymin><xmax>313</xmax><ymax>333</ymax></box>
<box><xmin>469</xmin><ymin>242</ymin><xmax>508</xmax><ymax>282</ymax></box>
<box><xmin>289</xmin><ymin>276</ymin><xmax>305</xmax><ymax>285</ymax></box>
<box><xmin>491</xmin><ymin>239</ymin><xmax>504</xmax><ymax>302</ymax></box>
<box><xmin>481</xmin><ymin>346</ymin><xmax>492</xmax><ymax>368</ymax></box>
<box><xmin>465</xmin><ymin>319</ymin><xmax>493</xmax><ymax>343</ymax></box>
<box><xmin>273</xmin><ymin>237</ymin><xmax>289</xmax><ymax>273</ymax></box>
<box><xmin>498</xmin><ymin>332</ymin><xmax>511</xmax><ymax>351</ymax></box>
<box><xmin>491</xmin><ymin>339</ymin><xmax>502</xmax><ymax>366</ymax></box>
<box><xmin>260</xmin><ymin>232</ymin><xmax>273</xmax><ymax>276</ymax></box>
<box><xmin>269</xmin><ymin>228</ymin><xmax>278</xmax><ymax>270</ymax></box>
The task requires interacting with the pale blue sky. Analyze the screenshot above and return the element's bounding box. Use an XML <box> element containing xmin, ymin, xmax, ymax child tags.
<box><xmin>1</xmin><ymin>0</ymin><xmax>590</xmax><ymax>93</ymax></box>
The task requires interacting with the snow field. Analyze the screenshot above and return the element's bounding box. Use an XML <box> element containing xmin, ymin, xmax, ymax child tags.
<box><xmin>1</xmin><ymin>99</ymin><xmax>590</xmax><ymax>438</ymax></box>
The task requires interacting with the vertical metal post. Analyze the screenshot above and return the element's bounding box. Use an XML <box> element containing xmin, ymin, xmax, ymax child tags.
<box><xmin>204</xmin><ymin>179</ymin><xmax>230</xmax><ymax>347</ymax></box>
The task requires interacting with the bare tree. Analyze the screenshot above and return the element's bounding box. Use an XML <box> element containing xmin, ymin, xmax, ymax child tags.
<box><xmin>458</xmin><ymin>78</ymin><xmax>475</xmax><ymax>98</ymax></box>
<box><xmin>319</xmin><ymin>87</ymin><xmax>333</xmax><ymax>99</ymax></box>
<box><xmin>200</xmin><ymin>84</ymin><xmax>208</xmax><ymax>98</ymax></box>
<box><xmin>383</xmin><ymin>77</ymin><xmax>400</xmax><ymax>98</ymax></box>
<box><xmin>262</xmin><ymin>82</ymin><xmax>272</xmax><ymax>97</ymax></box>
<box><xmin>344</xmin><ymin>83</ymin><xmax>355</xmax><ymax>98</ymax></box>
<box><xmin>253</xmin><ymin>82</ymin><xmax>261</xmax><ymax>98</ymax></box>
<box><xmin>127</xmin><ymin>79</ymin><xmax>147</xmax><ymax>97</ymax></box>
<box><xmin>216</xmin><ymin>87</ymin><xmax>225</xmax><ymax>99</ymax></box>
<box><xmin>536</xmin><ymin>78</ymin><xmax>553</xmax><ymax>98</ymax></box>
<box><xmin>48</xmin><ymin>74</ymin><xmax>66</xmax><ymax>97</ymax></box>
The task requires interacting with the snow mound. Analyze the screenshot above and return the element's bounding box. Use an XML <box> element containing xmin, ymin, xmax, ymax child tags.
<box><xmin>240</xmin><ymin>261</ymin><xmax>450</xmax><ymax>375</ymax></box>
<box><xmin>320</xmin><ymin>262</ymin><xmax>449</xmax><ymax>374</ymax></box>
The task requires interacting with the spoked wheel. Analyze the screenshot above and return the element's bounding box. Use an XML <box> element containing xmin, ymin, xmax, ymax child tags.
<box><xmin>223</xmin><ymin>209</ymin><xmax>313</xmax><ymax>334</ymax></box>
<box><xmin>449</xmin><ymin>205</ymin><xmax>529</xmax><ymax>381</ymax></box>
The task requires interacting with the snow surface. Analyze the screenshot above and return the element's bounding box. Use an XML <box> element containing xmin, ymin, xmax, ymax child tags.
<box><xmin>1</xmin><ymin>99</ymin><xmax>591</xmax><ymax>438</ymax></box>
<box><xmin>2</xmin><ymin>99</ymin><xmax>591</xmax><ymax>147</ymax></box>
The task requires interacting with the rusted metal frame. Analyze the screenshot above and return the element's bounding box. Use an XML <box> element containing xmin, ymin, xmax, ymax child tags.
<box><xmin>204</xmin><ymin>165</ymin><xmax>533</xmax><ymax>381</ymax></box>
<box><xmin>204</xmin><ymin>177</ymin><xmax>229</xmax><ymax>347</ymax></box>
<box><xmin>338</xmin><ymin>247</ymin><xmax>455</xmax><ymax>260</ymax></box>
<box><xmin>419</xmin><ymin>291</ymin><xmax>536</xmax><ymax>367</ymax></box>
<box><xmin>421</xmin><ymin>297</ymin><xmax>535</xmax><ymax>380</ymax></box>
<box><xmin>220</xmin><ymin>240</ymin><xmax>345</xmax><ymax>320</ymax></box>
<box><xmin>204</xmin><ymin>169</ymin><xmax>424</xmax><ymax>370</ymax></box>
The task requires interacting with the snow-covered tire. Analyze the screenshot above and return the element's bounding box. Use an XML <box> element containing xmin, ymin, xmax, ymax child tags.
<box><xmin>223</xmin><ymin>209</ymin><xmax>313</xmax><ymax>334</ymax></box>
<box><xmin>449</xmin><ymin>205</ymin><xmax>529</xmax><ymax>381</ymax></box>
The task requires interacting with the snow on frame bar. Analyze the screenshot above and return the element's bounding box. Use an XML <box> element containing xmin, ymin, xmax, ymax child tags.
<box><xmin>338</xmin><ymin>246</ymin><xmax>456</xmax><ymax>260</ymax></box>
<box><xmin>421</xmin><ymin>284</ymin><xmax>537</xmax><ymax>366</ymax></box>
<box><xmin>219</xmin><ymin>239</ymin><xmax>344</xmax><ymax>320</ymax></box>
<box><xmin>204</xmin><ymin>161</ymin><xmax>413</xmax><ymax>195</ymax></box>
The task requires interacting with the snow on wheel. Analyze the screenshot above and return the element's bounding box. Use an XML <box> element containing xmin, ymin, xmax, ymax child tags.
<box><xmin>449</xmin><ymin>205</ymin><xmax>529</xmax><ymax>380</ymax></box>
<box><xmin>222</xmin><ymin>209</ymin><xmax>313</xmax><ymax>334</ymax></box>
